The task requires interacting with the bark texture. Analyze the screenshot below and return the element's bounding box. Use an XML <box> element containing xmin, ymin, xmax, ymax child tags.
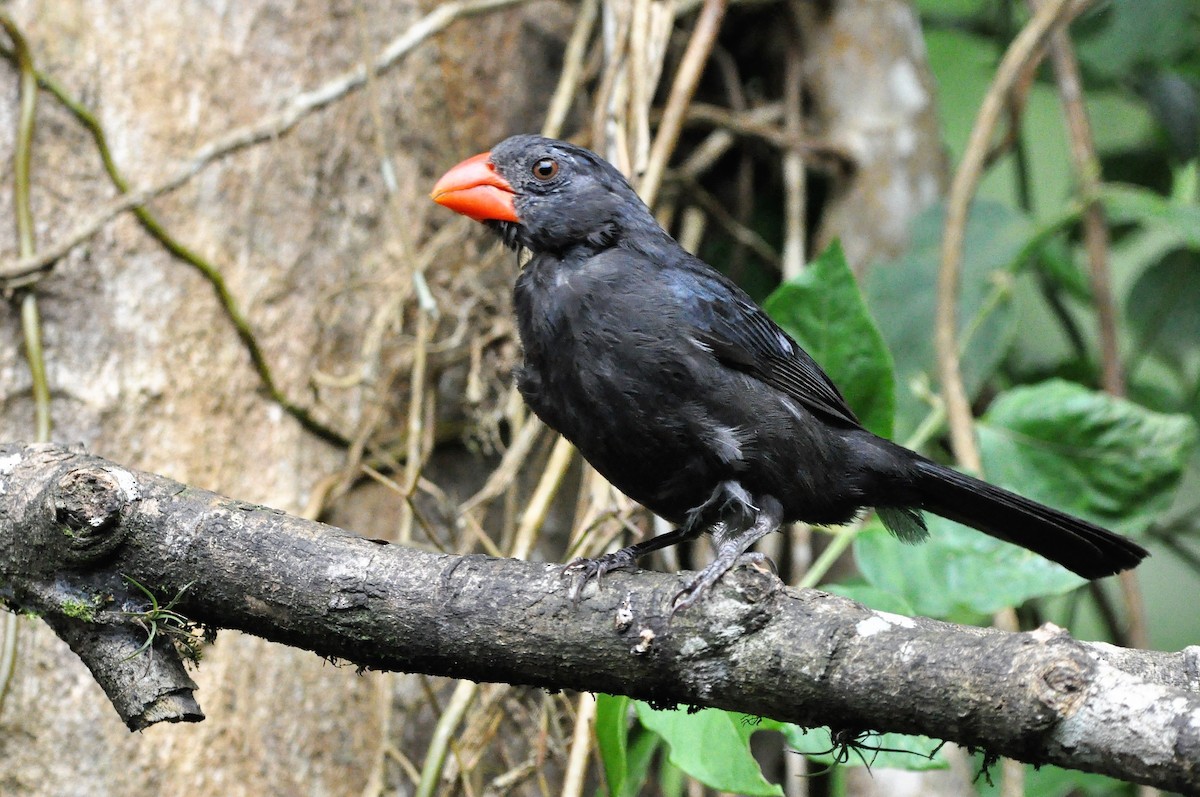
<box><xmin>2</xmin><ymin>443</ymin><xmax>1198</xmax><ymax>793</ymax></box>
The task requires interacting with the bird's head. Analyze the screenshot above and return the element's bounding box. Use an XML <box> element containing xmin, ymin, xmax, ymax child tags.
<box><xmin>430</xmin><ymin>135</ymin><xmax>656</xmax><ymax>256</ymax></box>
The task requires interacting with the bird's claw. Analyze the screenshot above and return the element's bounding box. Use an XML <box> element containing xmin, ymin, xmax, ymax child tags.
<box><xmin>560</xmin><ymin>548</ymin><xmax>640</xmax><ymax>602</ymax></box>
<box><xmin>735</xmin><ymin>550</ymin><xmax>777</xmax><ymax>575</ymax></box>
<box><xmin>670</xmin><ymin>551</ymin><xmax>777</xmax><ymax>614</ymax></box>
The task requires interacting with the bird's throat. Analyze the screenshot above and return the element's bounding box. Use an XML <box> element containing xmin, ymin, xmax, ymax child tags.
<box><xmin>486</xmin><ymin>220</ymin><xmax>524</xmax><ymax>252</ymax></box>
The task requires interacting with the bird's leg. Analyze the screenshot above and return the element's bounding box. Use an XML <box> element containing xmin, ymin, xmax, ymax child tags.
<box><xmin>561</xmin><ymin>480</ymin><xmax>745</xmax><ymax>601</ymax></box>
<box><xmin>672</xmin><ymin>494</ymin><xmax>784</xmax><ymax>613</ymax></box>
<box><xmin>698</xmin><ymin>480</ymin><xmax>757</xmax><ymax>531</ymax></box>
<box><xmin>561</xmin><ymin>524</ymin><xmax>703</xmax><ymax>598</ymax></box>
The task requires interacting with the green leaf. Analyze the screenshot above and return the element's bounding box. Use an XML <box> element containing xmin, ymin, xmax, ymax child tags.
<box><xmin>594</xmin><ymin>695</ymin><xmax>628</xmax><ymax>796</ymax></box>
<box><xmin>1172</xmin><ymin>160</ymin><xmax>1198</xmax><ymax>204</ymax></box>
<box><xmin>1086</xmin><ymin>90</ymin><xmax>1161</xmax><ymax>155</ymax></box>
<box><xmin>1102</xmin><ymin>184</ymin><xmax>1200</xmax><ymax>249</ymax></box>
<box><xmin>926</xmin><ymin>29</ymin><xmax>1155</xmax><ymax>217</ymax></box>
<box><xmin>915</xmin><ymin>0</ymin><xmax>983</xmax><ymax>21</ymax></box>
<box><xmin>979</xmin><ymin>380</ymin><xmax>1198</xmax><ymax>535</ymax></box>
<box><xmin>856</xmin><ymin>381</ymin><xmax>1198</xmax><ymax>617</ymax></box>
<box><xmin>1111</xmin><ymin>228</ymin><xmax>1197</xmax><ymax>314</ymax></box>
<box><xmin>595</xmin><ymin>694</ymin><xmax>629</xmax><ymax>796</ymax></box>
<box><xmin>1128</xmin><ymin>250</ymin><xmax>1200</xmax><ymax>358</ymax></box>
<box><xmin>866</xmin><ymin>201</ymin><xmax>1023</xmax><ymax>441</ymax></box>
<box><xmin>854</xmin><ymin>515</ymin><xmax>1081</xmax><ymax>620</ymax></box>
<box><xmin>764</xmin><ymin>241</ymin><xmax>896</xmax><ymax>437</ymax></box>
<box><xmin>1034</xmin><ymin>236</ymin><xmax>1092</xmax><ymax>300</ymax></box>
<box><xmin>1126</xmin><ymin>251</ymin><xmax>1200</xmax><ymax>391</ymax></box>
<box><xmin>926</xmin><ymin>29</ymin><xmax>1066</xmax><ymax>218</ymax></box>
<box><xmin>1076</xmin><ymin>0</ymin><xmax>1197</xmax><ymax>81</ymax></box>
<box><xmin>624</xmin><ymin>727</ymin><xmax>661</xmax><ymax>796</ymax></box>
<box><xmin>634</xmin><ymin>704</ymin><xmax>783</xmax><ymax>796</ymax></box>
<box><xmin>782</xmin><ymin>726</ymin><xmax>949</xmax><ymax>772</ymax></box>
<box><xmin>657</xmin><ymin>758</ymin><xmax>685</xmax><ymax>797</ymax></box>
<box><xmin>595</xmin><ymin>694</ymin><xmax>659</xmax><ymax>797</ymax></box>
<box><xmin>1105</xmin><ymin>182</ymin><xmax>1200</xmax><ymax>369</ymax></box>
<box><xmin>974</xmin><ymin>758</ymin><xmax>1128</xmax><ymax>797</ymax></box>
<box><xmin>1006</xmin><ymin>271</ymin><xmax>1086</xmax><ymax>379</ymax></box>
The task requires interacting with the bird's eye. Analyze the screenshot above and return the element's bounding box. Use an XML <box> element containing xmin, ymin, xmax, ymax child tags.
<box><xmin>532</xmin><ymin>158</ymin><xmax>559</xmax><ymax>181</ymax></box>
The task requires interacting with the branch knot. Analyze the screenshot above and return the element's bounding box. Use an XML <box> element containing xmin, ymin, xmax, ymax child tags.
<box><xmin>52</xmin><ymin>466</ymin><xmax>135</xmax><ymax>563</ymax></box>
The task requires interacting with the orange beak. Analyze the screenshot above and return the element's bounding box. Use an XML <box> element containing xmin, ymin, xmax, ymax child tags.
<box><xmin>430</xmin><ymin>151</ymin><xmax>519</xmax><ymax>223</ymax></box>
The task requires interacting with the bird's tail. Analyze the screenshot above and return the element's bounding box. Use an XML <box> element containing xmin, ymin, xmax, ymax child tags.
<box><xmin>904</xmin><ymin>456</ymin><xmax>1148</xmax><ymax>579</ymax></box>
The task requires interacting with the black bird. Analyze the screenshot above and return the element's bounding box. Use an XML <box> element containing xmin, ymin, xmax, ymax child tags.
<box><xmin>431</xmin><ymin>135</ymin><xmax>1148</xmax><ymax>610</ymax></box>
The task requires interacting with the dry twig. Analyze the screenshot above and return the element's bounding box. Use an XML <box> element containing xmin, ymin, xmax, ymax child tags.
<box><xmin>935</xmin><ymin>0</ymin><xmax>1092</xmax><ymax>471</ymax></box>
<box><xmin>639</xmin><ymin>0</ymin><xmax>728</xmax><ymax>207</ymax></box>
<box><xmin>1030</xmin><ymin>0</ymin><xmax>1151</xmax><ymax>667</ymax></box>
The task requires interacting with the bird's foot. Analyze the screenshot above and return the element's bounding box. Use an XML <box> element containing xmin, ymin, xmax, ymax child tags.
<box><xmin>671</xmin><ymin>495</ymin><xmax>784</xmax><ymax>614</ymax></box>
<box><xmin>560</xmin><ymin>547</ymin><xmax>641</xmax><ymax>602</ymax></box>
<box><xmin>670</xmin><ymin>551</ymin><xmax>777</xmax><ymax>613</ymax></box>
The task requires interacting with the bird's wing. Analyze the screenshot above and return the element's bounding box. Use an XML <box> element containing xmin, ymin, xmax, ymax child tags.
<box><xmin>676</xmin><ymin>267</ymin><xmax>863</xmax><ymax>429</ymax></box>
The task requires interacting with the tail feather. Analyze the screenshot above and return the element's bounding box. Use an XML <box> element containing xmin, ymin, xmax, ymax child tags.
<box><xmin>906</xmin><ymin>457</ymin><xmax>1148</xmax><ymax>579</ymax></box>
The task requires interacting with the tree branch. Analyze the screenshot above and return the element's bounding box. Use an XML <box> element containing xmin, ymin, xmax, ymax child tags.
<box><xmin>0</xmin><ymin>443</ymin><xmax>1197</xmax><ymax>790</ymax></box>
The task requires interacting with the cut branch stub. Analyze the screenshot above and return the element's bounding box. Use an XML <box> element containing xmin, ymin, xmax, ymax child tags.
<box><xmin>0</xmin><ymin>444</ymin><xmax>202</xmax><ymax>729</ymax></box>
<box><xmin>52</xmin><ymin>466</ymin><xmax>135</xmax><ymax>564</ymax></box>
<box><xmin>43</xmin><ymin>605</ymin><xmax>203</xmax><ymax>731</ymax></box>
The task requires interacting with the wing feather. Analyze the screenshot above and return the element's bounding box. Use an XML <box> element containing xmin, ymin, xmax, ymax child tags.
<box><xmin>673</xmin><ymin>264</ymin><xmax>862</xmax><ymax>429</ymax></box>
